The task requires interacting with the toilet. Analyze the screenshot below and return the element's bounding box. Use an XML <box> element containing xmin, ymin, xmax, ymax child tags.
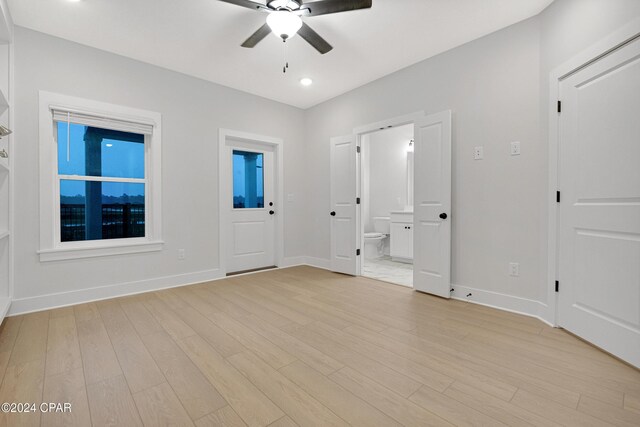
<box><xmin>364</xmin><ymin>217</ymin><xmax>390</xmax><ymax>259</ymax></box>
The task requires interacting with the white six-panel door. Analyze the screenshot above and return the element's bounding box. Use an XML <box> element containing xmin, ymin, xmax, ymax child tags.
<box><xmin>413</xmin><ymin>111</ymin><xmax>452</xmax><ymax>298</ymax></box>
<box><xmin>330</xmin><ymin>135</ymin><xmax>358</xmax><ymax>275</ymax></box>
<box><xmin>558</xmin><ymin>36</ymin><xmax>640</xmax><ymax>367</ymax></box>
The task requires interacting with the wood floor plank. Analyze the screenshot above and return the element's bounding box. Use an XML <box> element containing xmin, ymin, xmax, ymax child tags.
<box><xmin>96</xmin><ymin>300</ymin><xmax>166</xmax><ymax>393</ymax></box>
<box><xmin>279</xmin><ymin>359</ymin><xmax>402</xmax><ymax>427</ymax></box>
<box><xmin>8</xmin><ymin>311</ymin><xmax>49</xmax><ymax>367</ymax></box>
<box><xmin>177</xmin><ymin>334</ymin><xmax>283</xmax><ymax>427</ymax></box>
<box><xmin>45</xmin><ymin>313</ymin><xmax>83</xmax><ymax>377</ymax></box>
<box><xmin>409</xmin><ymin>384</ymin><xmax>508</xmax><ymax>426</ymax></box>
<box><xmin>211</xmin><ymin>286</ymin><xmax>296</xmax><ymax>328</ymax></box>
<box><xmin>133</xmin><ymin>382</ymin><xmax>194</xmax><ymax>427</ymax></box>
<box><xmin>328</xmin><ymin>366</ymin><xmax>454</xmax><ymax>426</ymax></box>
<box><xmin>236</xmin><ymin>314</ymin><xmax>343</xmax><ymax>375</ymax></box>
<box><xmin>158</xmin><ymin>289</ymin><xmax>245</xmax><ymax>357</ymax></box>
<box><xmin>578</xmin><ymin>395</ymin><xmax>640</xmax><ymax>427</ymax></box>
<box><xmin>74</xmin><ymin>303</ymin><xmax>122</xmax><ymax>385</ymax></box>
<box><xmin>206</xmin><ymin>311</ymin><xmax>296</xmax><ymax>370</ymax></box>
<box><xmin>0</xmin><ymin>315</ymin><xmax>23</xmax><ymax>354</ymax></box>
<box><xmin>511</xmin><ymin>389</ymin><xmax>616</xmax><ymax>427</ymax></box>
<box><xmin>306</xmin><ymin>321</ymin><xmax>454</xmax><ymax>393</ymax></box>
<box><xmin>624</xmin><ymin>392</ymin><xmax>640</xmax><ymax>414</ymax></box>
<box><xmin>86</xmin><ymin>375</ymin><xmax>143</xmax><ymax>427</ymax></box>
<box><xmin>381</xmin><ymin>325</ymin><xmax>583</xmax><ymax>408</ymax></box>
<box><xmin>0</xmin><ymin>358</ymin><xmax>45</xmax><ymax>427</ymax></box>
<box><xmin>195</xmin><ymin>406</ymin><xmax>247</xmax><ymax>427</ymax></box>
<box><xmin>267</xmin><ymin>416</ymin><xmax>299</xmax><ymax>427</ymax></box>
<box><xmin>443</xmin><ymin>381</ymin><xmax>561</xmax><ymax>427</ymax></box>
<box><xmin>143</xmin><ymin>296</ymin><xmax>197</xmax><ymax>340</ymax></box>
<box><xmin>343</xmin><ymin>324</ymin><xmax>517</xmax><ymax>401</ymax></box>
<box><xmin>41</xmin><ymin>367</ymin><xmax>91</xmax><ymax>427</ymax></box>
<box><xmin>282</xmin><ymin>323</ymin><xmax>422</xmax><ymax>398</ymax></box>
<box><xmin>140</xmin><ymin>331</ymin><xmax>228</xmax><ymax>420</ymax></box>
<box><xmin>227</xmin><ymin>351</ymin><xmax>348</xmax><ymax>427</ymax></box>
<box><xmin>119</xmin><ymin>295</ymin><xmax>164</xmax><ymax>336</ymax></box>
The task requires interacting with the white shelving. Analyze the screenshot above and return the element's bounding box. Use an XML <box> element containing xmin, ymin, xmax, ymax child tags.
<box><xmin>0</xmin><ymin>0</ymin><xmax>12</xmax><ymax>323</ymax></box>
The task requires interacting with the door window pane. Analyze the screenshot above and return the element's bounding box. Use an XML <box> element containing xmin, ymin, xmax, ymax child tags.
<box><xmin>60</xmin><ymin>180</ymin><xmax>145</xmax><ymax>241</ymax></box>
<box><xmin>233</xmin><ymin>150</ymin><xmax>264</xmax><ymax>209</ymax></box>
<box><xmin>57</xmin><ymin>122</ymin><xmax>145</xmax><ymax>179</ymax></box>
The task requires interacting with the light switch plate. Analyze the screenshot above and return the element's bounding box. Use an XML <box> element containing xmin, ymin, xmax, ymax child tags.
<box><xmin>510</xmin><ymin>141</ymin><xmax>521</xmax><ymax>156</ymax></box>
<box><xmin>474</xmin><ymin>146</ymin><xmax>484</xmax><ymax>160</ymax></box>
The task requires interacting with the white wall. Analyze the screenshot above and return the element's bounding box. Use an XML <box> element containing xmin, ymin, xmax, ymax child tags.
<box><xmin>304</xmin><ymin>0</ymin><xmax>640</xmax><ymax>320</ymax></box>
<box><xmin>11</xmin><ymin>27</ymin><xmax>307</xmax><ymax>313</ymax></box>
<box><xmin>363</xmin><ymin>124</ymin><xmax>413</xmax><ymax>232</ymax></box>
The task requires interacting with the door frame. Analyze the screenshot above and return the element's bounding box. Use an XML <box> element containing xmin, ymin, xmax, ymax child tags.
<box><xmin>218</xmin><ymin>128</ymin><xmax>284</xmax><ymax>275</ymax></box>
<box><xmin>546</xmin><ymin>17</ymin><xmax>640</xmax><ymax>326</ymax></box>
<box><xmin>352</xmin><ymin>111</ymin><xmax>425</xmax><ymax>278</ymax></box>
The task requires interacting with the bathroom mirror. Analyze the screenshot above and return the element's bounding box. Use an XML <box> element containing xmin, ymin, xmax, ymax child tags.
<box><xmin>407</xmin><ymin>151</ymin><xmax>414</xmax><ymax>208</ymax></box>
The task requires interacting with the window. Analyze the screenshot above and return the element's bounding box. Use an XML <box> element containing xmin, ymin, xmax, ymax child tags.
<box><xmin>39</xmin><ymin>92</ymin><xmax>162</xmax><ymax>261</ymax></box>
<box><xmin>233</xmin><ymin>150</ymin><xmax>264</xmax><ymax>209</ymax></box>
<box><xmin>58</xmin><ymin>123</ymin><xmax>146</xmax><ymax>242</ymax></box>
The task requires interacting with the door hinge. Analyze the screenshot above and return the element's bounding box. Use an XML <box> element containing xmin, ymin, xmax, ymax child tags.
<box><xmin>356</xmin><ymin>197</ymin><xmax>360</xmax><ymax>204</ymax></box>
<box><xmin>356</xmin><ymin>249</ymin><xmax>360</xmax><ymax>256</ymax></box>
<box><xmin>557</xmin><ymin>100</ymin><xmax>562</xmax><ymax>113</ymax></box>
<box><xmin>555</xmin><ymin>280</ymin><xmax>559</xmax><ymax>292</ymax></box>
<box><xmin>556</xmin><ymin>191</ymin><xmax>561</xmax><ymax>203</ymax></box>
<box><xmin>356</xmin><ymin>146</ymin><xmax>361</xmax><ymax>153</ymax></box>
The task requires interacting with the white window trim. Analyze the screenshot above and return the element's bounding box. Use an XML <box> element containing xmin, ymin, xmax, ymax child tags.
<box><xmin>38</xmin><ymin>91</ymin><xmax>163</xmax><ymax>262</ymax></box>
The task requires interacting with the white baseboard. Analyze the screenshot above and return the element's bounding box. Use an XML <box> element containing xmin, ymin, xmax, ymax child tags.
<box><xmin>451</xmin><ymin>283</ymin><xmax>552</xmax><ymax>327</ymax></box>
<box><xmin>280</xmin><ymin>256</ymin><xmax>307</xmax><ymax>268</ymax></box>
<box><xmin>302</xmin><ymin>256</ymin><xmax>331</xmax><ymax>270</ymax></box>
<box><xmin>9</xmin><ymin>268</ymin><xmax>224</xmax><ymax>316</ymax></box>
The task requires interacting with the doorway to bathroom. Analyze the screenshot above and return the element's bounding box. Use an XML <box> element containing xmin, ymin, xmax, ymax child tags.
<box><xmin>329</xmin><ymin>110</ymin><xmax>452</xmax><ymax>298</ymax></box>
<box><xmin>360</xmin><ymin>124</ymin><xmax>415</xmax><ymax>287</ymax></box>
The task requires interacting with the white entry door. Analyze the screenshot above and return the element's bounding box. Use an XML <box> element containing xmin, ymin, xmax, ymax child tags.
<box><xmin>413</xmin><ymin>110</ymin><xmax>452</xmax><ymax>298</ymax></box>
<box><xmin>558</xmin><ymin>36</ymin><xmax>640</xmax><ymax>367</ymax></box>
<box><xmin>330</xmin><ymin>135</ymin><xmax>358</xmax><ymax>275</ymax></box>
<box><xmin>225</xmin><ymin>140</ymin><xmax>276</xmax><ymax>274</ymax></box>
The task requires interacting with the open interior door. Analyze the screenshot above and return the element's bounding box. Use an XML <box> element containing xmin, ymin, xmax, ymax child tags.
<box><xmin>329</xmin><ymin>135</ymin><xmax>358</xmax><ymax>275</ymax></box>
<box><xmin>413</xmin><ymin>110</ymin><xmax>452</xmax><ymax>298</ymax></box>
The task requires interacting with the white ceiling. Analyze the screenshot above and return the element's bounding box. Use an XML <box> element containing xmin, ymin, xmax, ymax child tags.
<box><xmin>8</xmin><ymin>0</ymin><xmax>553</xmax><ymax>109</ymax></box>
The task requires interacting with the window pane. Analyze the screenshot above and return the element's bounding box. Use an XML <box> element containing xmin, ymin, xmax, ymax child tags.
<box><xmin>233</xmin><ymin>150</ymin><xmax>264</xmax><ymax>209</ymax></box>
<box><xmin>57</xmin><ymin>122</ymin><xmax>145</xmax><ymax>179</ymax></box>
<box><xmin>60</xmin><ymin>180</ymin><xmax>145</xmax><ymax>242</ymax></box>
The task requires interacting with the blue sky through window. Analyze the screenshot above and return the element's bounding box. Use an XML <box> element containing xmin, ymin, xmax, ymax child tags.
<box><xmin>57</xmin><ymin>123</ymin><xmax>145</xmax><ymax>198</ymax></box>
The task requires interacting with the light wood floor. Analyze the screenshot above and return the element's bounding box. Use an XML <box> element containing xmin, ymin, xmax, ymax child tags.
<box><xmin>0</xmin><ymin>266</ymin><xmax>639</xmax><ymax>426</ymax></box>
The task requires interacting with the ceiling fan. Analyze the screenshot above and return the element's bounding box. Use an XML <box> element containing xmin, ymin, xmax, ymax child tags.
<box><xmin>219</xmin><ymin>0</ymin><xmax>372</xmax><ymax>55</ymax></box>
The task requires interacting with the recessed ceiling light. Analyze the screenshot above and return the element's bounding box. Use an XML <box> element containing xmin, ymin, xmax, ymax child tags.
<box><xmin>67</xmin><ymin>0</ymin><xmax>82</xmax><ymax>3</ymax></box>
<box><xmin>300</xmin><ymin>77</ymin><xmax>313</xmax><ymax>86</ymax></box>
<box><xmin>105</xmin><ymin>143</ymin><xmax>113</xmax><ymax>147</ymax></box>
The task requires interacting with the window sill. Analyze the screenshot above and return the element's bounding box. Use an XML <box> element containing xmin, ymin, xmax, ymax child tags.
<box><xmin>38</xmin><ymin>240</ymin><xmax>164</xmax><ymax>262</ymax></box>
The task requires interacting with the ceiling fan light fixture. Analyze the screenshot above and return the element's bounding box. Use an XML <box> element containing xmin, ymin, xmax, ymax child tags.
<box><xmin>266</xmin><ymin>10</ymin><xmax>302</xmax><ymax>40</ymax></box>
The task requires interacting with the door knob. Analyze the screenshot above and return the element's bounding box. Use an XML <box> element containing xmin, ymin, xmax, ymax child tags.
<box><xmin>330</xmin><ymin>211</ymin><xmax>336</xmax><ymax>216</ymax></box>
<box><xmin>269</xmin><ymin>210</ymin><xmax>275</xmax><ymax>215</ymax></box>
<box><xmin>439</xmin><ymin>213</ymin><xmax>448</xmax><ymax>220</ymax></box>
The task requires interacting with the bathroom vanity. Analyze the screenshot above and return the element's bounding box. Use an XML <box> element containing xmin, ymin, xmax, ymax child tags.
<box><xmin>390</xmin><ymin>211</ymin><xmax>413</xmax><ymax>263</ymax></box>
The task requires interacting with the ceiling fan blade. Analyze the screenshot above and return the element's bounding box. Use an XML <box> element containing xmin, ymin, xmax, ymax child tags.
<box><xmin>298</xmin><ymin>22</ymin><xmax>332</xmax><ymax>54</ymax></box>
<box><xmin>218</xmin><ymin>0</ymin><xmax>268</xmax><ymax>12</ymax></box>
<box><xmin>241</xmin><ymin>23</ymin><xmax>272</xmax><ymax>48</ymax></box>
<box><xmin>299</xmin><ymin>0</ymin><xmax>371</xmax><ymax>17</ymax></box>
